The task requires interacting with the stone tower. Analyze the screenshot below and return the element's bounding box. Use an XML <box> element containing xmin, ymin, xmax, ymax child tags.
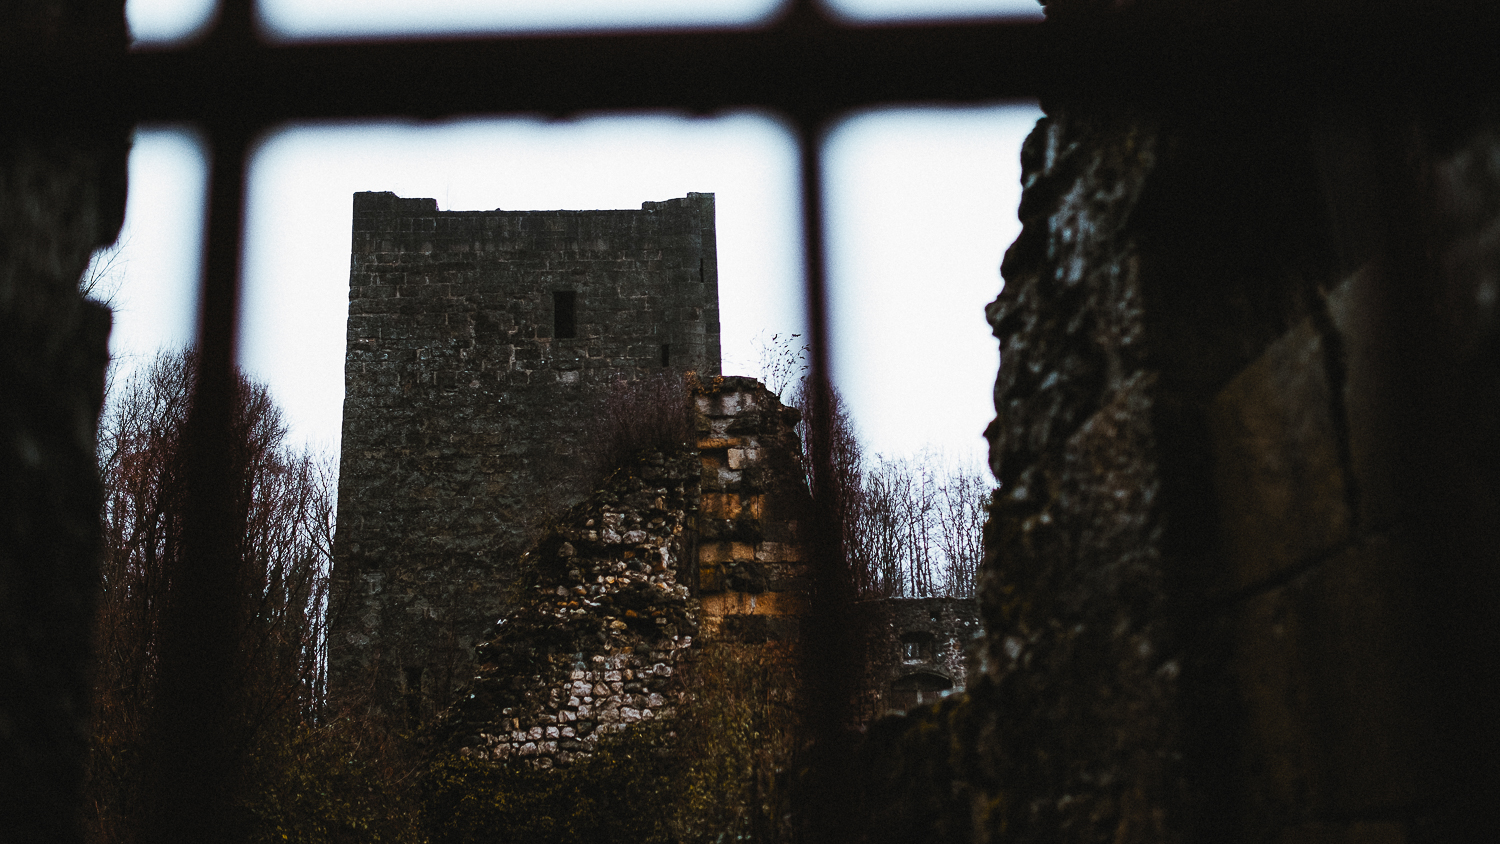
<box><xmin>328</xmin><ymin>191</ymin><xmax>720</xmax><ymax>717</ymax></box>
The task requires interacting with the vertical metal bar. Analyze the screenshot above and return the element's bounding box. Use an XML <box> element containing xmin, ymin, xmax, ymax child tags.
<box><xmin>799</xmin><ymin>121</ymin><xmax>832</xmax><ymax>433</ymax></box>
<box><xmin>796</xmin><ymin>116</ymin><xmax>858</xmax><ymax>844</ymax></box>
<box><xmin>140</xmin><ymin>0</ymin><xmax>261</xmax><ymax>835</ymax></box>
<box><xmin>140</xmin><ymin>121</ymin><xmax>252</xmax><ymax>843</ymax></box>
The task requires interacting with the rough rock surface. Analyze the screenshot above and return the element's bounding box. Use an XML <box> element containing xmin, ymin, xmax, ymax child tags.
<box><xmin>0</xmin><ymin>53</ymin><xmax>127</xmax><ymax>844</ymax></box>
<box><xmin>430</xmin><ymin>449</ymin><xmax>700</xmax><ymax>768</ymax></box>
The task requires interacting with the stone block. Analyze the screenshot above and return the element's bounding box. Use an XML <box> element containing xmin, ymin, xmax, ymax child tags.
<box><xmin>754</xmin><ymin>540</ymin><xmax>801</xmax><ymax>563</ymax></box>
<box><xmin>727</xmin><ymin>447</ymin><xmax>763</xmax><ymax>469</ymax></box>
<box><xmin>700</xmin><ymin>590</ymin><xmax>807</xmax><ymax>619</ymax></box>
<box><xmin>700</xmin><ymin>493</ymin><xmax>741</xmax><ymax>519</ymax></box>
<box><xmin>699</xmin><ymin>564</ymin><xmax>724</xmax><ymax>592</ymax></box>
<box><xmin>1210</xmin><ymin>318</ymin><xmax>1352</xmax><ymax>592</ymax></box>
<box><xmin>742</xmin><ymin>494</ymin><xmax>766</xmax><ymax>519</ymax></box>
<box><xmin>1232</xmin><ymin>537</ymin><xmax>1430</xmax><ymax>825</ymax></box>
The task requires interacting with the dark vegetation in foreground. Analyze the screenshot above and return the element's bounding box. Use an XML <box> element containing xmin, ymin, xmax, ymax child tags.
<box><xmin>84</xmin><ymin>353</ymin><xmax>983</xmax><ymax>843</ymax></box>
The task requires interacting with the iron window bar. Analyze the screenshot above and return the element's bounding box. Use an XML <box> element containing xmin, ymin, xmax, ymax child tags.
<box><xmin>23</xmin><ymin>0</ymin><xmax>1500</xmax><ymax>837</ymax></box>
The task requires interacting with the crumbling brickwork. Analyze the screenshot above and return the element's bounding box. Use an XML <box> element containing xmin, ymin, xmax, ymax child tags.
<box><xmin>429</xmin><ymin>375</ymin><xmax>816</xmax><ymax>768</ymax></box>
<box><xmin>329</xmin><ymin>192</ymin><xmax>721</xmax><ymax>716</ymax></box>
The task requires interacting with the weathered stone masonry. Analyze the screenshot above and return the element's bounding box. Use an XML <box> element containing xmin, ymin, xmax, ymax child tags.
<box><xmin>329</xmin><ymin>192</ymin><xmax>721</xmax><ymax>717</ymax></box>
<box><xmin>853</xmin><ymin>597</ymin><xmax>980</xmax><ymax>724</ymax></box>
<box><xmin>856</xmin><ymin>49</ymin><xmax>1500</xmax><ymax>844</ymax></box>
<box><xmin>0</xmin><ymin>110</ymin><xmax>125</xmax><ymax>844</ymax></box>
<box><xmin>433</xmin><ymin>376</ymin><xmax>815</xmax><ymax>768</ymax></box>
<box><xmin>432</xmin><ymin>450</ymin><xmax>702</xmax><ymax>768</ymax></box>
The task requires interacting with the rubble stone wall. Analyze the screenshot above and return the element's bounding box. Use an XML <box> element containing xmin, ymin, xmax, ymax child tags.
<box><xmin>433</xmin><ymin>451</ymin><xmax>701</xmax><ymax>768</ymax></box>
<box><xmin>852</xmin><ymin>597</ymin><xmax>980</xmax><ymax>724</ymax></box>
<box><xmin>433</xmin><ymin>375</ymin><xmax>813</xmax><ymax>768</ymax></box>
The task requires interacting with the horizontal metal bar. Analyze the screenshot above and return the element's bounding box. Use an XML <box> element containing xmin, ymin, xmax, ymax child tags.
<box><xmin>123</xmin><ymin>20</ymin><xmax>1050</xmax><ymax>124</ymax></box>
<box><xmin>10</xmin><ymin>8</ymin><xmax>1500</xmax><ymax>130</ymax></box>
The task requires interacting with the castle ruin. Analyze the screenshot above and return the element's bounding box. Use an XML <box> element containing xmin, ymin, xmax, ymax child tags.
<box><xmin>327</xmin><ymin>191</ymin><xmax>981</xmax><ymax>733</ymax></box>
<box><xmin>328</xmin><ymin>192</ymin><xmax>721</xmax><ymax>715</ymax></box>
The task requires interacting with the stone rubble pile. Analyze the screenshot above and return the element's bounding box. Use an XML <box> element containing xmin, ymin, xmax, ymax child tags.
<box><xmin>429</xmin><ymin>449</ymin><xmax>701</xmax><ymax>769</ymax></box>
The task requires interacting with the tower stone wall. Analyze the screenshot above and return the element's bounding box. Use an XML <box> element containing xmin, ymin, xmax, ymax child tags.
<box><xmin>329</xmin><ymin>192</ymin><xmax>721</xmax><ymax>715</ymax></box>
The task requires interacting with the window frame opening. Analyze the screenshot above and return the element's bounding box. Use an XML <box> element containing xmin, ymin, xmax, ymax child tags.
<box><xmin>553</xmin><ymin>289</ymin><xmax>578</xmax><ymax>339</ymax></box>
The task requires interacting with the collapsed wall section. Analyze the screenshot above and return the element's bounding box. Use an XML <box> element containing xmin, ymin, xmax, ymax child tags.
<box><xmin>693</xmin><ymin>376</ymin><xmax>812</xmax><ymax>652</ymax></box>
<box><xmin>430</xmin><ymin>376</ymin><xmax>812</xmax><ymax>769</ymax></box>
<box><xmin>432</xmin><ymin>451</ymin><xmax>701</xmax><ymax>767</ymax></box>
<box><xmin>329</xmin><ymin>192</ymin><xmax>720</xmax><ymax>718</ymax></box>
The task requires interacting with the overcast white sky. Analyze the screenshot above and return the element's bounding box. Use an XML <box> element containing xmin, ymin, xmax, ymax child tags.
<box><xmin>103</xmin><ymin>0</ymin><xmax>1043</xmax><ymax>470</ymax></box>
<box><xmin>127</xmin><ymin>0</ymin><xmax>1041</xmax><ymax>43</ymax></box>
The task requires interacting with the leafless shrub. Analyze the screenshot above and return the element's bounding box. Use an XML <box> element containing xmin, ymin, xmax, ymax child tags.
<box><xmin>754</xmin><ymin>330</ymin><xmax>808</xmax><ymax>402</ymax></box>
<box><xmin>671</xmin><ymin>641</ymin><xmax>800</xmax><ymax>842</ymax></box>
<box><xmin>588</xmin><ymin>370</ymin><xmax>694</xmax><ymax>478</ymax></box>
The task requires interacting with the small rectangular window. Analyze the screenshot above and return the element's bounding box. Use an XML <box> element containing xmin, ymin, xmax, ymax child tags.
<box><xmin>403</xmin><ymin>666</ymin><xmax>424</xmax><ymax>725</ymax></box>
<box><xmin>660</xmin><ymin>343</ymin><xmax>671</xmax><ymax>367</ymax></box>
<box><xmin>553</xmin><ymin>291</ymin><xmax>577</xmax><ymax>339</ymax></box>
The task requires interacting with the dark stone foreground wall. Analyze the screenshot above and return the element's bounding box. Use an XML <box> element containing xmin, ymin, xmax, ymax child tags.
<box><xmin>858</xmin><ymin>56</ymin><xmax>1500</xmax><ymax>844</ymax></box>
<box><xmin>0</xmin><ymin>142</ymin><xmax>121</xmax><ymax>844</ymax></box>
<box><xmin>0</xmin><ymin>7</ymin><xmax>128</xmax><ymax>841</ymax></box>
<box><xmin>329</xmin><ymin>192</ymin><xmax>720</xmax><ymax>718</ymax></box>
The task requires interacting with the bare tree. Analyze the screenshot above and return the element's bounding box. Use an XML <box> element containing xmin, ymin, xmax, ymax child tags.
<box><xmin>86</xmin><ymin>348</ymin><xmax>335</xmax><ymax>843</ymax></box>
<box><xmin>789</xmin><ymin>385</ymin><xmax>991</xmax><ymax>599</ymax></box>
<box><xmin>933</xmin><ymin>461</ymin><xmax>988</xmax><ymax>598</ymax></box>
<box><xmin>790</xmin><ymin>376</ymin><xmax>879</xmax><ymax>595</ymax></box>
<box><xmin>759</xmin><ymin>334</ymin><xmax>992</xmax><ymax>599</ymax></box>
<box><xmin>80</xmin><ymin>239</ymin><xmax>129</xmax><ymax>306</ymax></box>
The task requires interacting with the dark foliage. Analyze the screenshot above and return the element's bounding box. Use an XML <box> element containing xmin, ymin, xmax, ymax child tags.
<box><xmin>588</xmin><ymin>371</ymin><xmax>695</xmax><ymax>482</ymax></box>
<box><xmin>83</xmin><ymin>348</ymin><xmax>409</xmax><ymax>843</ymax></box>
<box><xmin>422</xmin><ymin>641</ymin><xmax>797</xmax><ymax>844</ymax></box>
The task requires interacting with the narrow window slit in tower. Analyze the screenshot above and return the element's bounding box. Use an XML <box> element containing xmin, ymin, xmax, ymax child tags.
<box><xmin>553</xmin><ymin>290</ymin><xmax>577</xmax><ymax>339</ymax></box>
<box><xmin>403</xmin><ymin>666</ymin><xmax>424</xmax><ymax>724</ymax></box>
<box><xmin>661</xmin><ymin>343</ymin><xmax>671</xmax><ymax>367</ymax></box>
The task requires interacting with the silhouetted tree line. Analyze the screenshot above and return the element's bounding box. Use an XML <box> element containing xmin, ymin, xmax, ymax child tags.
<box><xmin>85</xmin><ymin>349</ymin><xmax>422</xmax><ymax>843</ymax></box>
<box><xmin>788</xmin><ymin>380</ymin><xmax>990</xmax><ymax>600</ymax></box>
<box><xmin>758</xmin><ymin>332</ymin><xmax>991</xmax><ymax>600</ymax></box>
